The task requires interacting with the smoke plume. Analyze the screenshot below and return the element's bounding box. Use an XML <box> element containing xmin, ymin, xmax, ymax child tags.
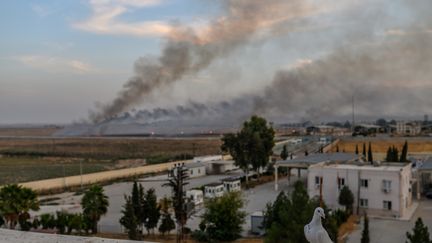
<box><xmin>90</xmin><ymin>0</ymin><xmax>317</xmax><ymax>122</ymax></box>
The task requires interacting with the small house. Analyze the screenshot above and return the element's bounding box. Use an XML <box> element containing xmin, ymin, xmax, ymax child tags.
<box><xmin>186</xmin><ymin>189</ymin><xmax>204</xmax><ymax>205</ymax></box>
<box><xmin>185</xmin><ymin>162</ymin><xmax>206</xmax><ymax>178</ymax></box>
<box><xmin>222</xmin><ymin>178</ymin><xmax>241</xmax><ymax>192</ymax></box>
<box><xmin>204</xmin><ymin>183</ymin><xmax>224</xmax><ymax>198</ymax></box>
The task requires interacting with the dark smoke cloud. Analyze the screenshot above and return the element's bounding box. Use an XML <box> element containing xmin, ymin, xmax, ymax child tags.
<box><xmin>89</xmin><ymin>0</ymin><xmax>316</xmax><ymax>122</ymax></box>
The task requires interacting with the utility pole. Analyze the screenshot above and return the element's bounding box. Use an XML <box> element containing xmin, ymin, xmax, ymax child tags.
<box><xmin>80</xmin><ymin>160</ymin><xmax>83</xmax><ymax>191</ymax></box>
<box><xmin>352</xmin><ymin>95</ymin><xmax>355</xmax><ymax>133</ymax></box>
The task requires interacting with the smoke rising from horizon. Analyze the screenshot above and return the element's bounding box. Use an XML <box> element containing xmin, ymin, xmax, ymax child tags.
<box><xmin>89</xmin><ymin>0</ymin><xmax>318</xmax><ymax>123</ymax></box>
<box><xmin>89</xmin><ymin>0</ymin><xmax>432</xmax><ymax>126</ymax></box>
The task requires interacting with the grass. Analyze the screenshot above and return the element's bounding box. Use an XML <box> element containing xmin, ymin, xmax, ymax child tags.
<box><xmin>0</xmin><ymin>156</ymin><xmax>116</xmax><ymax>185</ymax></box>
<box><xmin>0</xmin><ymin>138</ymin><xmax>222</xmax><ymax>160</ymax></box>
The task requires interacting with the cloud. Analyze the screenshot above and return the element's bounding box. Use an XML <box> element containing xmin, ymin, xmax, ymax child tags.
<box><xmin>73</xmin><ymin>0</ymin><xmax>173</xmax><ymax>37</ymax></box>
<box><xmin>14</xmin><ymin>55</ymin><xmax>96</xmax><ymax>74</ymax></box>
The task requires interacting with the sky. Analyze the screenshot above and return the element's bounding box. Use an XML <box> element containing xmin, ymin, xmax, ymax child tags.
<box><xmin>0</xmin><ymin>0</ymin><xmax>431</xmax><ymax>124</ymax></box>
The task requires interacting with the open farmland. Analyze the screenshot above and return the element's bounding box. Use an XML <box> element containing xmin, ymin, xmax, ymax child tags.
<box><xmin>331</xmin><ymin>137</ymin><xmax>432</xmax><ymax>154</ymax></box>
<box><xmin>0</xmin><ymin>156</ymin><xmax>116</xmax><ymax>185</ymax></box>
<box><xmin>0</xmin><ymin>127</ymin><xmax>61</xmax><ymax>137</ymax></box>
<box><xmin>0</xmin><ymin>137</ymin><xmax>222</xmax><ymax>160</ymax></box>
<box><xmin>0</xmin><ymin>137</ymin><xmax>222</xmax><ymax>184</ymax></box>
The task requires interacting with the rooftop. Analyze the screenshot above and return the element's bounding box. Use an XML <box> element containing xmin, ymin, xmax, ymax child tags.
<box><xmin>276</xmin><ymin>153</ymin><xmax>360</xmax><ymax>166</ymax></box>
<box><xmin>312</xmin><ymin>162</ymin><xmax>410</xmax><ymax>172</ymax></box>
<box><xmin>204</xmin><ymin>182</ymin><xmax>224</xmax><ymax>187</ymax></box>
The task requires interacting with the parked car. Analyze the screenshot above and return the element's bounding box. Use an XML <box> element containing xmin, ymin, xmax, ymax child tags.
<box><xmin>425</xmin><ymin>190</ymin><xmax>432</xmax><ymax>199</ymax></box>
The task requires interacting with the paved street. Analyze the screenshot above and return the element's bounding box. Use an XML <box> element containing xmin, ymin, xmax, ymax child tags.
<box><xmin>347</xmin><ymin>199</ymin><xmax>432</xmax><ymax>243</ymax></box>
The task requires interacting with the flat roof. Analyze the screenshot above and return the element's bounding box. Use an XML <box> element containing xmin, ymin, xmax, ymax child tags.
<box><xmin>185</xmin><ymin>162</ymin><xmax>206</xmax><ymax>169</ymax></box>
<box><xmin>204</xmin><ymin>182</ymin><xmax>224</xmax><ymax>187</ymax></box>
<box><xmin>276</xmin><ymin>153</ymin><xmax>360</xmax><ymax>166</ymax></box>
<box><xmin>313</xmin><ymin>163</ymin><xmax>409</xmax><ymax>172</ymax></box>
<box><xmin>212</xmin><ymin>160</ymin><xmax>235</xmax><ymax>165</ymax></box>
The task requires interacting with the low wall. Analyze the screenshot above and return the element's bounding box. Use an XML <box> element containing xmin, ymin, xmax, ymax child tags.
<box><xmin>19</xmin><ymin>160</ymin><xmax>192</xmax><ymax>193</ymax></box>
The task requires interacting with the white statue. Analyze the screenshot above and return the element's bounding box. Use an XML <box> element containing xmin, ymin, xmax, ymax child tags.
<box><xmin>304</xmin><ymin>207</ymin><xmax>333</xmax><ymax>243</ymax></box>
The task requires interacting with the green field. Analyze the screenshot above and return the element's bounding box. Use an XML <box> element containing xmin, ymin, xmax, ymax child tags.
<box><xmin>0</xmin><ymin>156</ymin><xmax>116</xmax><ymax>185</ymax></box>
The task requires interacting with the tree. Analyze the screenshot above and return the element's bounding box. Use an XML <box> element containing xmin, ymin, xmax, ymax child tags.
<box><xmin>361</xmin><ymin>213</ymin><xmax>370</xmax><ymax>243</ymax></box>
<box><xmin>0</xmin><ymin>184</ymin><xmax>39</xmax><ymax>229</ymax></box>
<box><xmin>400</xmin><ymin>140</ymin><xmax>409</xmax><ymax>162</ymax></box>
<box><xmin>355</xmin><ymin>144</ymin><xmax>359</xmax><ymax>154</ymax></box>
<box><xmin>280</xmin><ymin>144</ymin><xmax>288</xmax><ymax>160</ymax></box>
<box><xmin>406</xmin><ymin>217</ymin><xmax>432</xmax><ymax>243</ymax></box>
<box><xmin>81</xmin><ymin>185</ymin><xmax>109</xmax><ymax>234</ymax></box>
<box><xmin>338</xmin><ymin>186</ymin><xmax>354</xmax><ymax>214</ymax></box>
<box><xmin>143</xmin><ymin>188</ymin><xmax>160</xmax><ymax>235</ymax></box>
<box><xmin>200</xmin><ymin>192</ymin><xmax>246</xmax><ymax>241</ymax></box>
<box><xmin>221</xmin><ymin>115</ymin><xmax>275</xmax><ymax>185</ymax></box>
<box><xmin>120</xmin><ymin>195</ymin><xmax>140</xmax><ymax>240</ymax></box>
<box><xmin>336</xmin><ymin>145</ymin><xmax>340</xmax><ymax>152</ymax></box>
<box><xmin>159</xmin><ymin>213</ymin><xmax>175</xmax><ymax>236</ymax></box>
<box><xmin>362</xmin><ymin>143</ymin><xmax>366</xmax><ymax>158</ymax></box>
<box><xmin>367</xmin><ymin>142</ymin><xmax>373</xmax><ymax>163</ymax></box>
<box><xmin>376</xmin><ymin>118</ymin><xmax>387</xmax><ymax>127</ymax></box>
<box><xmin>163</xmin><ymin>164</ymin><xmax>190</xmax><ymax>242</ymax></box>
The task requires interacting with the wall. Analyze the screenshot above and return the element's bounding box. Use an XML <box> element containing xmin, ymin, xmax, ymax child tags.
<box><xmin>19</xmin><ymin>160</ymin><xmax>193</xmax><ymax>193</ymax></box>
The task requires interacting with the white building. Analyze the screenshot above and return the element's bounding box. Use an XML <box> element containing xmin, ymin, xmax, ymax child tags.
<box><xmin>185</xmin><ymin>162</ymin><xmax>206</xmax><ymax>178</ymax></box>
<box><xmin>193</xmin><ymin>155</ymin><xmax>223</xmax><ymax>163</ymax></box>
<box><xmin>204</xmin><ymin>183</ymin><xmax>225</xmax><ymax>198</ymax></box>
<box><xmin>208</xmin><ymin>160</ymin><xmax>238</xmax><ymax>174</ymax></box>
<box><xmin>396</xmin><ymin>121</ymin><xmax>422</xmax><ymax>136</ymax></box>
<box><xmin>222</xmin><ymin>178</ymin><xmax>241</xmax><ymax>192</ymax></box>
<box><xmin>307</xmin><ymin>162</ymin><xmax>413</xmax><ymax>218</ymax></box>
<box><xmin>186</xmin><ymin>189</ymin><xmax>204</xmax><ymax>205</ymax></box>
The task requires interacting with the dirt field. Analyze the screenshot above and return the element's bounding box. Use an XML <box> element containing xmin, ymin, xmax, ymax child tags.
<box><xmin>331</xmin><ymin>137</ymin><xmax>432</xmax><ymax>154</ymax></box>
<box><xmin>0</xmin><ymin>137</ymin><xmax>222</xmax><ymax>160</ymax></box>
<box><xmin>0</xmin><ymin>127</ymin><xmax>61</xmax><ymax>137</ymax></box>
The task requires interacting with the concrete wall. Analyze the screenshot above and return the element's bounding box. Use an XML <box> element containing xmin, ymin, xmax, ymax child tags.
<box><xmin>188</xmin><ymin>166</ymin><xmax>206</xmax><ymax>178</ymax></box>
<box><xmin>19</xmin><ymin>160</ymin><xmax>193</xmax><ymax>193</ymax></box>
<box><xmin>307</xmin><ymin>163</ymin><xmax>412</xmax><ymax>218</ymax></box>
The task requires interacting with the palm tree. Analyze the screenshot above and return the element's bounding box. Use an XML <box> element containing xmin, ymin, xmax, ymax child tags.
<box><xmin>0</xmin><ymin>184</ymin><xmax>39</xmax><ymax>229</ymax></box>
<box><xmin>81</xmin><ymin>185</ymin><xmax>109</xmax><ymax>234</ymax></box>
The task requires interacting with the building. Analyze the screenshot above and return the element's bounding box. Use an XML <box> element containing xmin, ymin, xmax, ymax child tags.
<box><xmin>204</xmin><ymin>183</ymin><xmax>225</xmax><ymax>198</ymax></box>
<box><xmin>250</xmin><ymin>211</ymin><xmax>265</xmax><ymax>235</ymax></box>
<box><xmin>193</xmin><ymin>155</ymin><xmax>223</xmax><ymax>163</ymax></box>
<box><xmin>185</xmin><ymin>162</ymin><xmax>206</xmax><ymax>178</ymax></box>
<box><xmin>307</xmin><ymin>162</ymin><xmax>413</xmax><ymax>219</ymax></box>
<box><xmin>208</xmin><ymin>160</ymin><xmax>238</xmax><ymax>174</ymax></box>
<box><xmin>186</xmin><ymin>189</ymin><xmax>204</xmax><ymax>205</ymax></box>
<box><xmin>222</xmin><ymin>178</ymin><xmax>241</xmax><ymax>192</ymax></box>
<box><xmin>396</xmin><ymin>121</ymin><xmax>422</xmax><ymax>136</ymax></box>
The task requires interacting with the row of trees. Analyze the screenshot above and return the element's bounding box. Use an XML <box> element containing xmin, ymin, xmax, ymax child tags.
<box><xmin>119</xmin><ymin>181</ymin><xmax>175</xmax><ymax>240</ymax></box>
<box><xmin>385</xmin><ymin>141</ymin><xmax>409</xmax><ymax>162</ymax></box>
<box><xmin>0</xmin><ymin>184</ymin><xmax>109</xmax><ymax>235</ymax></box>
<box><xmin>355</xmin><ymin>142</ymin><xmax>374</xmax><ymax>163</ymax></box>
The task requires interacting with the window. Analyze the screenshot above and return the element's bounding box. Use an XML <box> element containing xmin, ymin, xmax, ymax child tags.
<box><xmin>337</xmin><ymin>178</ymin><xmax>345</xmax><ymax>190</ymax></box>
<box><xmin>315</xmin><ymin>176</ymin><xmax>322</xmax><ymax>188</ymax></box>
<box><xmin>383</xmin><ymin>201</ymin><xmax>392</xmax><ymax>210</ymax></box>
<box><xmin>382</xmin><ymin>180</ymin><xmax>392</xmax><ymax>193</ymax></box>
<box><xmin>190</xmin><ymin>170</ymin><xmax>193</xmax><ymax>175</ymax></box>
<box><xmin>198</xmin><ymin>169</ymin><xmax>201</xmax><ymax>174</ymax></box>
<box><xmin>360</xmin><ymin>179</ymin><xmax>369</xmax><ymax>188</ymax></box>
<box><xmin>360</xmin><ymin>198</ymin><xmax>368</xmax><ymax>208</ymax></box>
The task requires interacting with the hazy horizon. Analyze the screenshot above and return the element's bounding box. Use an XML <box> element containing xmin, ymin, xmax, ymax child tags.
<box><xmin>1</xmin><ymin>0</ymin><xmax>432</xmax><ymax>124</ymax></box>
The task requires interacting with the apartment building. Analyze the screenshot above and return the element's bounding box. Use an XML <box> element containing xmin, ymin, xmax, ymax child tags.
<box><xmin>307</xmin><ymin>162</ymin><xmax>412</xmax><ymax>218</ymax></box>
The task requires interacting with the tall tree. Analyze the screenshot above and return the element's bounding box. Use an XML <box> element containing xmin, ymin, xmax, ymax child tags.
<box><xmin>200</xmin><ymin>192</ymin><xmax>246</xmax><ymax>242</ymax></box>
<box><xmin>338</xmin><ymin>186</ymin><xmax>354</xmax><ymax>214</ymax></box>
<box><xmin>163</xmin><ymin>164</ymin><xmax>189</xmax><ymax>242</ymax></box>
<box><xmin>0</xmin><ymin>184</ymin><xmax>39</xmax><ymax>229</ymax></box>
<box><xmin>362</xmin><ymin>143</ymin><xmax>367</xmax><ymax>158</ymax></box>
<box><xmin>361</xmin><ymin>214</ymin><xmax>370</xmax><ymax>243</ymax></box>
<box><xmin>81</xmin><ymin>185</ymin><xmax>109</xmax><ymax>234</ymax></box>
<box><xmin>336</xmin><ymin>145</ymin><xmax>340</xmax><ymax>152</ymax></box>
<box><xmin>143</xmin><ymin>188</ymin><xmax>160</xmax><ymax>235</ymax></box>
<box><xmin>400</xmin><ymin>140</ymin><xmax>409</xmax><ymax>162</ymax></box>
<box><xmin>406</xmin><ymin>217</ymin><xmax>432</xmax><ymax>243</ymax></box>
<box><xmin>158</xmin><ymin>197</ymin><xmax>175</xmax><ymax>236</ymax></box>
<box><xmin>120</xmin><ymin>195</ymin><xmax>140</xmax><ymax>240</ymax></box>
<box><xmin>221</xmin><ymin>115</ymin><xmax>275</xmax><ymax>185</ymax></box>
<box><xmin>280</xmin><ymin>144</ymin><xmax>288</xmax><ymax>160</ymax></box>
<box><xmin>367</xmin><ymin>142</ymin><xmax>373</xmax><ymax>163</ymax></box>
<box><xmin>355</xmin><ymin>144</ymin><xmax>359</xmax><ymax>154</ymax></box>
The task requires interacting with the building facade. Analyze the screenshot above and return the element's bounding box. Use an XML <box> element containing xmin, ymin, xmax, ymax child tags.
<box><xmin>222</xmin><ymin>178</ymin><xmax>241</xmax><ymax>193</ymax></box>
<box><xmin>307</xmin><ymin>162</ymin><xmax>412</xmax><ymax>218</ymax></box>
<box><xmin>185</xmin><ymin>163</ymin><xmax>206</xmax><ymax>178</ymax></box>
<box><xmin>204</xmin><ymin>183</ymin><xmax>225</xmax><ymax>198</ymax></box>
<box><xmin>396</xmin><ymin>121</ymin><xmax>422</xmax><ymax>136</ymax></box>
